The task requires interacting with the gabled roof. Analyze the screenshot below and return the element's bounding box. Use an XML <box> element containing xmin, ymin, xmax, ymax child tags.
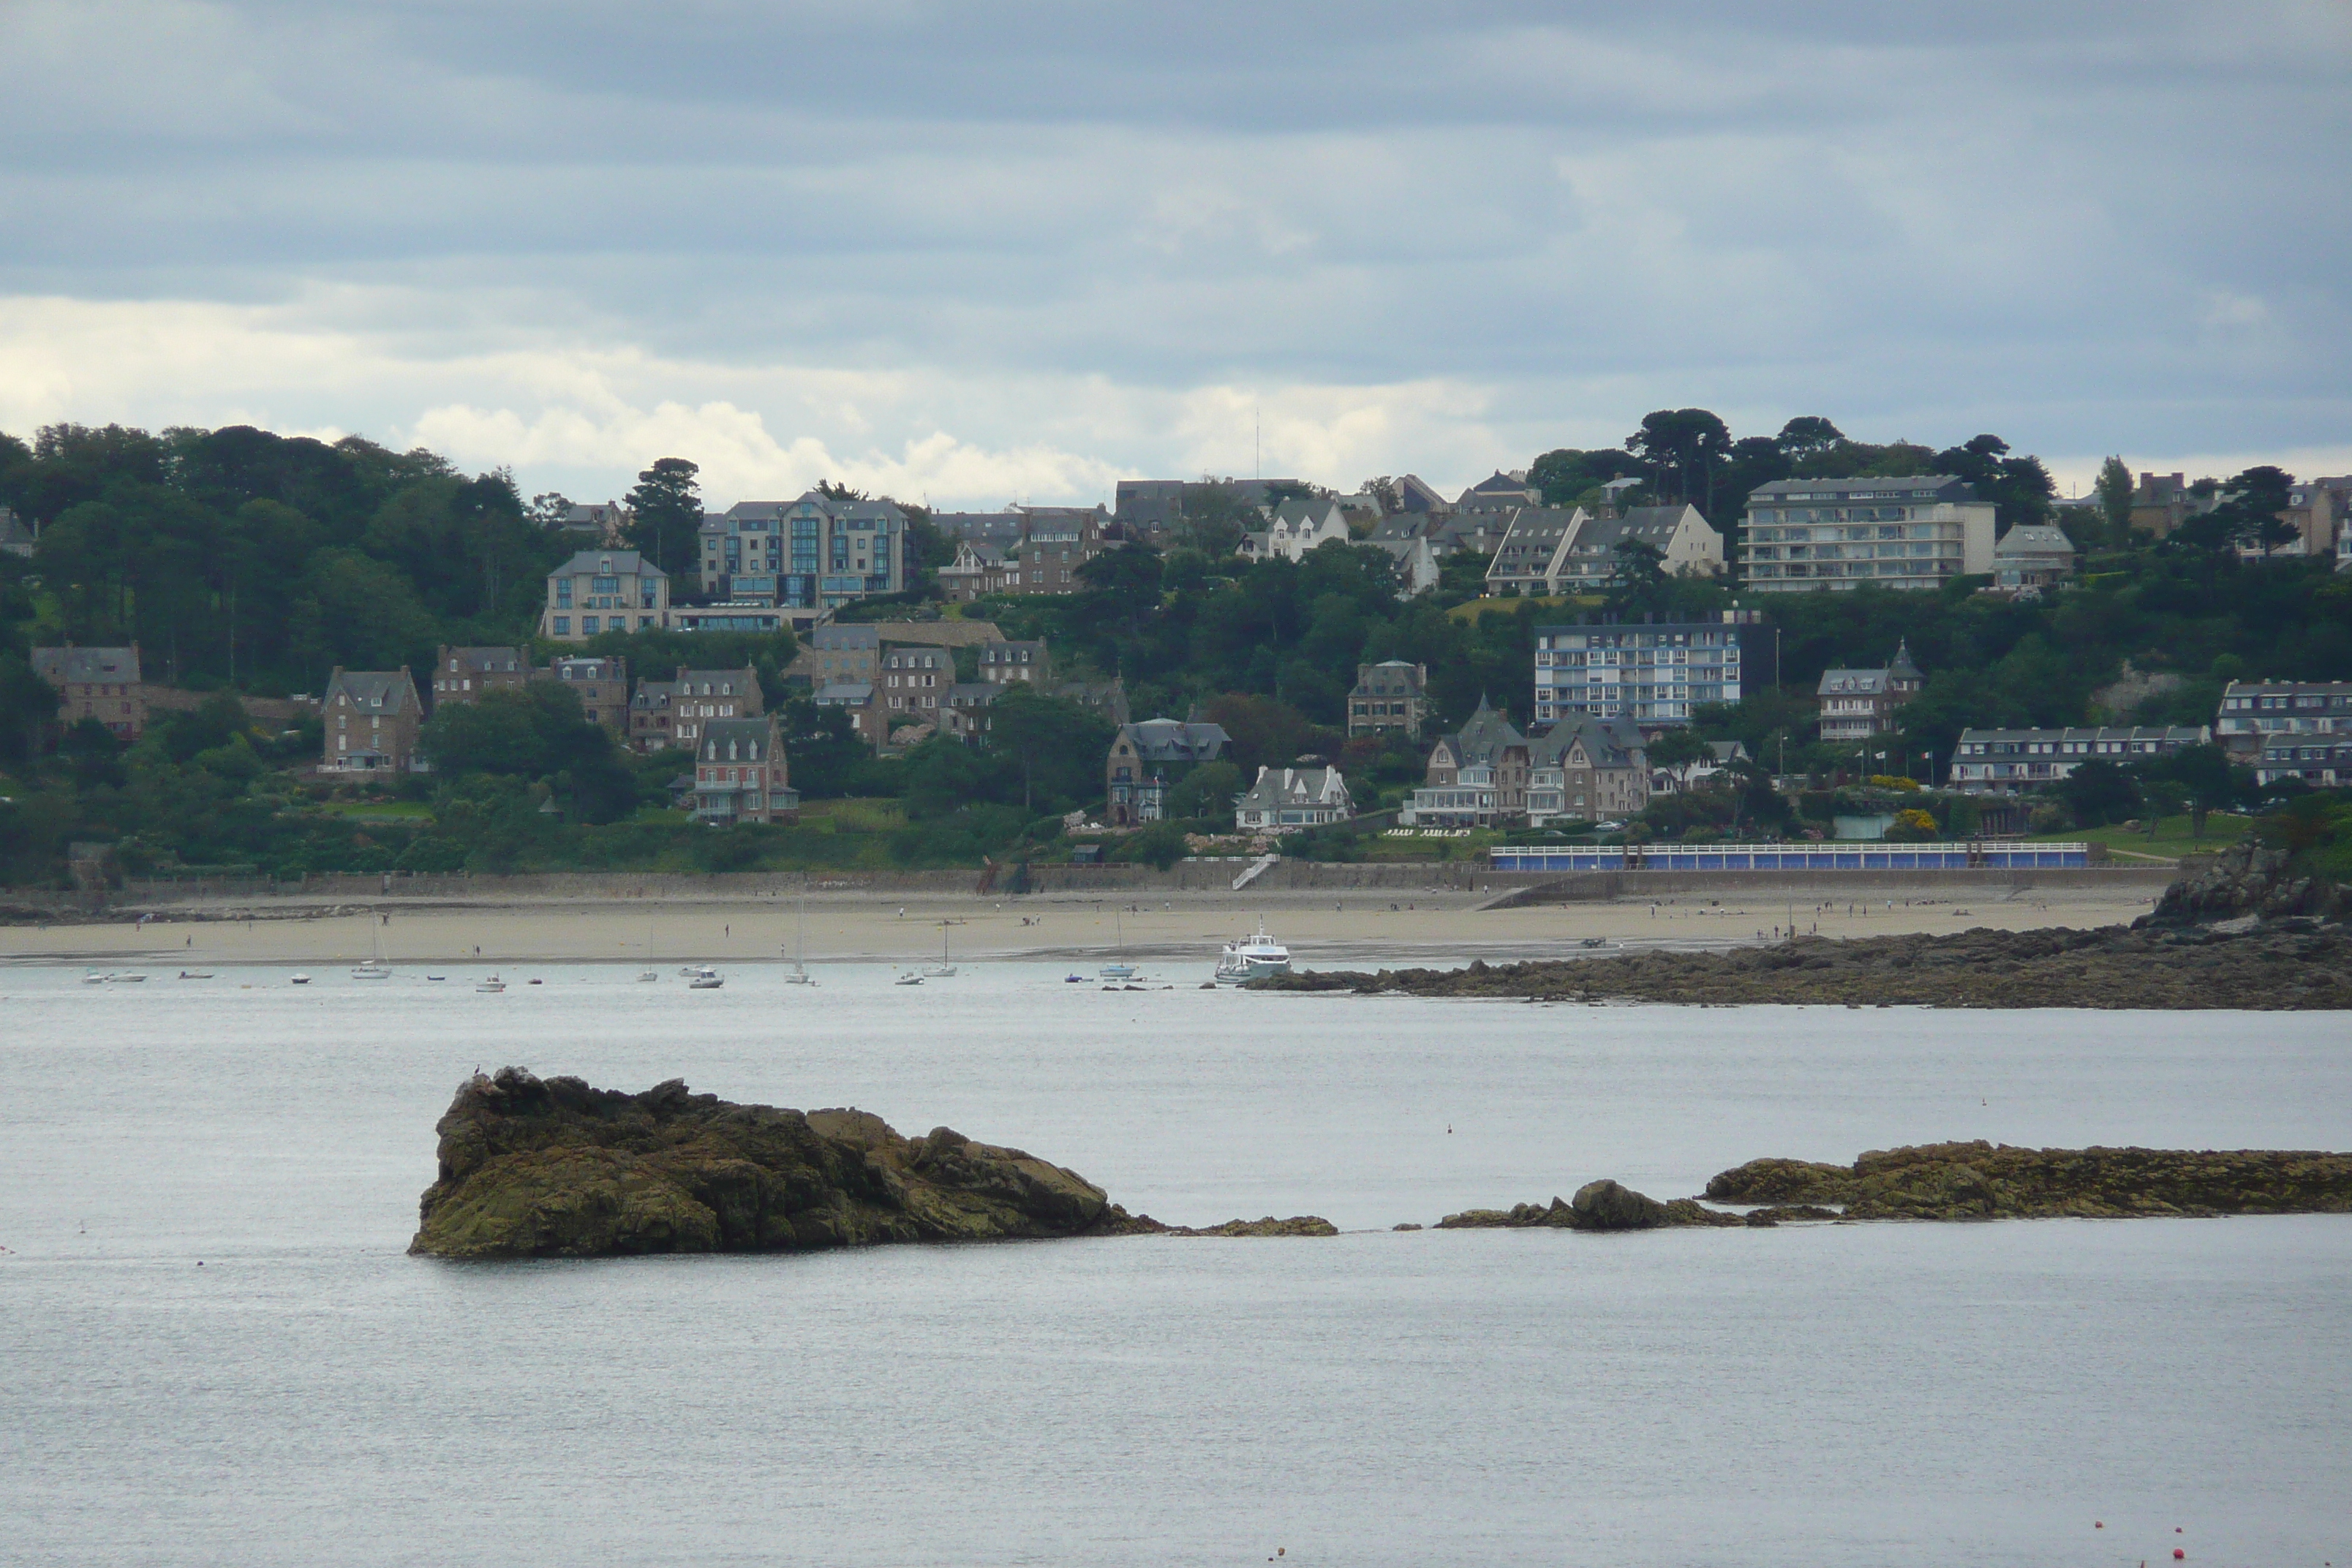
<box><xmin>1532</xmin><ymin>715</ymin><xmax>1644</xmax><ymax>769</ymax></box>
<box><xmin>552</xmin><ymin>549</ymin><xmax>665</xmax><ymax>579</ymax></box>
<box><xmin>442</xmin><ymin>646</ymin><xmax>528</xmax><ymax>674</ymax></box>
<box><xmin>1116</xmin><ymin>719</ymin><xmax>1230</xmax><ymax>764</ymax></box>
<box><xmin>698</xmin><ymin>717</ymin><xmax>778</xmax><ymax>762</ymax></box>
<box><xmin>324</xmin><ymin>668</ymin><xmax>417</xmax><ymax>713</ymax></box>
<box><xmin>1994</xmin><ymin>524</ymin><xmax>2078</xmax><ymax>557</ymax></box>
<box><xmin>31</xmin><ymin>646</ymin><xmax>140</xmax><ymax>685</ymax></box>
<box><xmin>813</xmin><ymin>624</ymin><xmax>881</xmax><ymax>650</ymax></box>
<box><xmin>1235</xmin><ymin>765</ymin><xmax>1352</xmax><ymax>811</ymax></box>
<box><xmin>1446</xmin><ymin>696</ymin><xmax>1526</xmax><ymax>765</ymax></box>
<box><xmin>813</xmin><ymin>682</ymin><xmax>874</xmax><ymax>704</ymax></box>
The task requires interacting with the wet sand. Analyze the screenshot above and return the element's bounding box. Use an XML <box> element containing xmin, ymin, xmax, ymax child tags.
<box><xmin>0</xmin><ymin>882</ymin><xmax>2168</xmax><ymax>970</ymax></box>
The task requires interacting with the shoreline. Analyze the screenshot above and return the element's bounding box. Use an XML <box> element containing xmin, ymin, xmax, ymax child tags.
<box><xmin>0</xmin><ymin>881</ymin><xmax>2166</xmax><ymax>967</ymax></box>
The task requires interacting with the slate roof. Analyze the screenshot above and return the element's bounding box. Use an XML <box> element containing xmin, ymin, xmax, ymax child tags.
<box><xmin>324</xmin><ymin>668</ymin><xmax>417</xmax><ymax>713</ymax></box>
<box><xmin>1235</xmin><ymin>765</ymin><xmax>1352</xmax><ymax>813</ymax></box>
<box><xmin>698</xmin><ymin>717</ymin><xmax>778</xmax><ymax>763</ymax></box>
<box><xmin>551</xmin><ymin>549</ymin><xmax>665</xmax><ymax>578</ymax></box>
<box><xmin>1117</xmin><ymin>719</ymin><xmax>1231</xmax><ymax>765</ymax></box>
<box><xmin>1994</xmin><ymin>524</ymin><xmax>2078</xmax><ymax>558</ymax></box>
<box><xmin>31</xmin><ymin>646</ymin><xmax>140</xmax><ymax>685</ymax></box>
<box><xmin>1444</xmin><ymin>696</ymin><xmax>1526</xmax><ymax>766</ymax></box>
<box><xmin>443</xmin><ymin>646</ymin><xmax>528</xmax><ymax>675</ymax></box>
<box><xmin>1531</xmin><ymin>715</ymin><xmax>1645</xmax><ymax>769</ymax></box>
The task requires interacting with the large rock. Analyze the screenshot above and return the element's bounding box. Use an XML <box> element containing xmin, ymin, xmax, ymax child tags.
<box><xmin>2139</xmin><ymin>835</ymin><xmax>2351</xmax><ymax>928</ymax></box>
<box><xmin>411</xmin><ymin>1068</ymin><xmax>1113</xmax><ymax>1259</ymax></box>
<box><xmin>1569</xmin><ymin>1178</ymin><xmax>1669</xmax><ymax>1229</ymax></box>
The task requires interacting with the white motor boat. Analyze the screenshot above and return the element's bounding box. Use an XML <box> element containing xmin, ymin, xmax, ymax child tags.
<box><xmin>350</xmin><ymin>963</ymin><xmax>391</xmax><ymax>980</ymax></box>
<box><xmin>290</xmin><ymin>973</ymin><xmax>312</xmax><ymax>985</ymax></box>
<box><xmin>177</xmin><ymin>970</ymin><xmax>214</xmax><ymax>979</ymax></box>
<box><xmin>687</xmin><ymin>966</ymin><xmax>724</xmax><ymax>990</ymax></box>
<box><xmin>894</xmin><ymin>972</ymin><xmax>924</xmax><ymax>987</ymax></box>
<box><xmin>1214</xmin><ymin>921</ymin><xmax>1292</xmax><ymax>983</ymax></box>
<box><xmin>108</xmin><ymin>971</ymin><xmax>147</xmax><ymax>983</ymax></box>
<box><xmin>638</xmin><ymin>968</ymin><xmax>660</xmax><ymax>982</ymax></box>
<box><xmin>1097</xmin><ymin>962</ymin><xmax>1137</xmax><ymax>981</ymax></box>
<box><xmin>82</xmin><ymin>970</ymin><xmax>106</xmax><ymax>984</ymax></box>
<box><xmin>475</xmin><ymin>975</ymin><xmax>505</xmax><ymax>993</ymax></box>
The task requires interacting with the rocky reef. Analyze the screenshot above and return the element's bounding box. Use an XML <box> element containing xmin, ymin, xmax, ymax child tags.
<box><xmin>1432</xmin><ymin>1143</ymin><xmax>2352</xmax><ymax>1232</ymax></box>
<box><xmin>411</xmin><ymin>1068</ymin><xmax>1339</xmax><ymax>1259</ymax></box>
<box><xmin>1250</xmin><ymin>919</ymin><xmax>2352</xmax><ymax>1008</ymax></box>
<box><xmin>1704</xmin><ymin>1141</ymin><xmax>2352</xmax><ymax>1221</ymax></box>
<box><xmin>411</xmin><ymin>1067</ymin><xmax>1123</xmax><ymax>1258</ymax></box>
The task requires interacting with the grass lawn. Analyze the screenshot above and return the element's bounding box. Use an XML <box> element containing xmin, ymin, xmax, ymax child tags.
<box><xmin>2029</xmin><ymin>812</ymin><xmax>2252</xmax><ymax>864</ymax></box>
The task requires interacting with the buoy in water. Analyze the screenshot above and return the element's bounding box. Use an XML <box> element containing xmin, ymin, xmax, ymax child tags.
<box><xmin>2175</xmin><ymin>1552</ymin><xmax>2186</xmax><ymax>1561</ymax></box>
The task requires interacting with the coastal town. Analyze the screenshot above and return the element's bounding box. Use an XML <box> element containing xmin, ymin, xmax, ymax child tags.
<box><xmin>4</xmin><ymin>424</ymin><xmax>2345</xmax><ymax>904</ymax></box>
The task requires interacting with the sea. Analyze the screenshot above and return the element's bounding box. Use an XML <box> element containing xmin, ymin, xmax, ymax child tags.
<box><xmin>1</xmin><ymin>960</ymin><xmax>2347</xmax><ymax>1567</ymax></box>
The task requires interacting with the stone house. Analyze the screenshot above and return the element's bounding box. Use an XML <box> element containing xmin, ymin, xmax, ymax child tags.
<box><xmin>1527</xmin><ymin>717</ymin><xmax>1648</xmax><ymax>826</ymax></box>
<box><xmin>1817</xmin><ymin>641</ymin><xmax>1924</xmax><ymax>743</ymax></box>
<box><xmin>878</xmin><ymin>644</ymin><xmax>953</xmax><ymax>735</ymax></box>
<box><xmin>431</xmin><ymin>646</ymin><xmax>532</xmax><ymax>707</ymax></box>
<box><xmin>1346</xmin><ymin>660</ymin><xmax>1429</xmax><ymax>740</ymax></box>
<box><xmin>999</xmin><ymin>507</ymin><xmax>1109</xmax><ymax>595</ymax></box>
<box><xmin>1424</xmin><ymin>698</ymin><xmax>1529</xmax><ymax>818</ymax></box>
<box><xmin>323</xmin><ymin>666</ymin><xmax>426</xmax><ymax>773</ymax></box>
<box><xmin>667</xmin><ymin>666</ymin><xmax>763</xmax><ymax>752</ymax></box>
<box><xmin>979</xmin><ymin>640</ymin><xmax>1049</xmax><ymax>685</ymax></box>
<box><xmin>1238</xmin><ymin>497</ymin><xmax>1352</xmax><ymax>565</ymax></box>
<box><xmin>542</xmin><ymin>655</ymin><xmax>630</xmax><ymax>736</ymax></box>
<box><xmin>1233</xmin><ymin>765</ymin><xmax>1354</xmax><ymax>832</ymax></box>
<box><xmin>30</xmin><ymin>644</ymin><xmax>146</xmax><ymax>739</ymax></box>
<box><xmin>1105</xmin><ymin>718</ymin><xmax>1231</xmax><ymax>826</ymax></box>
<box><xmin>628</xmin><ymin>678</ymin><xmax>680</xmax><ymax>753</ymax></box>
<box><xmin>935</xmin><ymin>540</ymin><xmax>1011</xmax><ymax>602</ymax></box>
<box><xmin>692</xmin><ymin>715</ymin><xmax>796</xmax><ymax>825</ymax></box>
<box><xmin>813</xmin><ymin>681</ymin><xmax>883</xmax><ymax>748</ymax></box>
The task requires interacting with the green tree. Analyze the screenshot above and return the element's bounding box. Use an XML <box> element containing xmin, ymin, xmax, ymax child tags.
<box><xmin>1626</xmin><ymin>409</ymin><xmax>1733</xmax><ymax>515</ymax></box>
<box><xmin>0</xmin><ymin>652</ymin><xmax>60</xmax><ymax>764</ymax></box>
<box><xmin>1164</xmin><ymin>758</ymin><xmax>1242</xmax><ymax>819</ymax></box>
<box><xmin>988</xmin><ymin>685</ymin><xmax>1116</xmax><ymax>813</ymax></box>
<box><xmin>421</xmin><ymin>684</ymin><xmax>636</xmax><ymax>822</ymax></box>
<box><xmin>1775</xmin><ymin>417</ymin><xmax>1844</xmax><ymax>459</ymax></box>
<box><xmin>2095</xmin><ymin>456</ymin><xmax>2135</xmax><ymax>546</ymax></box>
<box><xmin>2056</xmin><ymin>758</ymin><xmax>2140</xmax><ymax>828</ymax></box>
<box><xmin>1647</xmin><ymin>726</ymin><xmax>1710</xmax><ymax>790</ymax></box>
<box><xmin>624</xmin><ymin>457</ymin><xmax>703</xmax><ymax>580</ymax></box>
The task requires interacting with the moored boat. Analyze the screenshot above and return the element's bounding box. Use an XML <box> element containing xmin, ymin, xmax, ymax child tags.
<box><xmin>1214</xmin><ymin>920</ymin><xmax>1292</xmax><ymax>983</ymax></box>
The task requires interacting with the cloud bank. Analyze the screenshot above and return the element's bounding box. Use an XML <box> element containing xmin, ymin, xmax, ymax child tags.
<box><xmin>1</xmin><ymin>1</ymin><xmax>2345</xmax><ymax>504</ymax></box>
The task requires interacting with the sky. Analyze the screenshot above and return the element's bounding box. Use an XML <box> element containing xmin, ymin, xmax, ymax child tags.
<box><xmin>1</xmin><ymin>1</ymin><xmax>2346</xmax><ymax>510</ymax></box>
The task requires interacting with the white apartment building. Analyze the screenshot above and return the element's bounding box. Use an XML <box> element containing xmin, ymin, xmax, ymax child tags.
<box><xmin>1739</xmin><ymin>476</ymin><xmax>1994</xmax><ymax>591</ymax></box>
<box><xmin>2215</xmin><ymin>679</ymin><xmax>2352</xmax><ymax>759</ymax></box>
<box><xmin>698</xmin><ymin>491</ymin><xmax>908</xmax><ymax>611</ymax></box>
<box><xmin>1532</xmin><ymin>611</ymin><xmax>1775</xmax><ymax>727</ymax></box>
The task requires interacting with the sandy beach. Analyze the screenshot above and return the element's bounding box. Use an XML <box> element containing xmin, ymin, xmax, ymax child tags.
<box><xmin>0</xmin><ymin>881</ymin><xmax>2169</xmax><ymax>971</ymax></box>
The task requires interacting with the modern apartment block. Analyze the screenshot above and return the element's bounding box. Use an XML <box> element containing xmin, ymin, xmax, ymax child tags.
<box><xmin>1532</xmin><ymin>611</ymin><xmax>1775</xmax><ymax>728</ymax></box>
<box><xmin>542</xmin><ymin>550</ymin><xmax>670</xmax><ymax>642</ymax></box>
<box><xmin>698</xmin><ymin>491</ymin><xmax>908</xmax><ymax>611</ymax></box>
<box><xmin>1946</xmin><ymin>725</ymin><xmax>2209</xmax><ymax>793</ymax></box>
<box><xmin>1738</xmin><ymin>476</ymin><xmax>1994</xmax><ymax>592</ymax></box>
<box><xmin>2215</xmin><ymin>679</ymin><xmax>2352</xmax><ymax>760</ymax></box>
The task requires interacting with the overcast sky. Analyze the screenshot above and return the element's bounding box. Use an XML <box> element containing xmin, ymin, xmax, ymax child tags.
<box><xmin>1</xmin><ymin>1</ymin><xmax>2345</xmax><ymax>508</ymax></box>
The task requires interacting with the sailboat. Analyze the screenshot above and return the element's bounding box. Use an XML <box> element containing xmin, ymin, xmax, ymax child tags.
<box><xmin>784</xmin><ymin>887</ymin><xmax>815</xmax><ymax>984</ymax></box>
<box><xmin>351</xmin><ymin>921</ymin><xmax>391</xmax><ymax>980</ymax></box>
<box><xmin>638</xmin><ymin>913</ymin><xmax>659</xmax><ymax>981</ymax></box>
<box><xmin>1098</xmin><ymin>910</ymin><xmax>1137</xmax><ymax>981</ymax></box>
<box><xmin>923</xmin><ymin>921</ymin><xmax>957</xmax><ymax>979</ymax></box>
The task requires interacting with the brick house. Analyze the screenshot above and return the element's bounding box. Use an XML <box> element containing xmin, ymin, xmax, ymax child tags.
<box><xmin>323</xmin><ymin>667</ymin><xmax>426</xmax><ymax>773</ymax></box>
<box><xmin>431</xmin><ymin>646</ymin><xmax>532</xmax><ymax>706</ymax></box>
<box><xmin>30</xmin><ymin>644</ymin><xmax>146</xmax><ymax>739</ymax></box>
<box><xmin>692</xmin><ymin>715</ymin><xmax>796</xmax><ymax>824</ymax></box>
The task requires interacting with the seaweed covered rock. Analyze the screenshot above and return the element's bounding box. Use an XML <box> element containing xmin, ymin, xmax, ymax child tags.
<box><xmin>1434</xmin><ymin>1183</ymin><xmax>1741</xmax><ymax>1231</ymax></box>
<box><xmin>411</xmin><ymin>1068</ymin><xmax>1113</xmax><ymax>1259</ymax></box>
<box><xmin>1248</xmin><ymin>919</ymin><xmax>2352</xmax><ymax>1009</ymax></box>
<box><xmin>1705</xmin><ymin>1141</ymin><xmax>2352</xmax><ymax>1221</ymax></box>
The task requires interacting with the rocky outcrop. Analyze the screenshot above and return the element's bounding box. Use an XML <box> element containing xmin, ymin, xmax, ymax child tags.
<box><xmin>1704</xmin><ymin>1142</ymin><xmax>2352</xmax><ymax>1221</ymax></box>
<box><xmin>2138</xmin><ymin>836</ymin><xmax>2350</xmax><ymax>928</ymax></box>
<box><xmin>1435</xmin><ymin>1180</ymin><xmax>1753</xmax><ymax>1232</ymax></box>
<box><xmin>1120</xmin><ymin>1213</ymin><xmax>1340</xmax><ymax>1237</ymax></box>
<box><xmin>1250</xmin><ymin>919</ymin><xmax>2352</xmax><ymax>1008</ymax></box>
<box><xmin>411</xmin><ymin>1067</ymin><xmax>1117</xmax><ymax>1259</ymax></box>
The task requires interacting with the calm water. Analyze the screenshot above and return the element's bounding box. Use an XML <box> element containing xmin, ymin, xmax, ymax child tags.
<box><xmin>3</xmin><ymin>962</ymin><xmax>2348</xmax><ymax>1567</ymax></box>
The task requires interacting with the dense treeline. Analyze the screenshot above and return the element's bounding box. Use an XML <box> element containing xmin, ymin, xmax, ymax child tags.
<box><xmin>0</xmin><ymin>423</ymin><xmax>564</xmax><ymax>690</ymax></box>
